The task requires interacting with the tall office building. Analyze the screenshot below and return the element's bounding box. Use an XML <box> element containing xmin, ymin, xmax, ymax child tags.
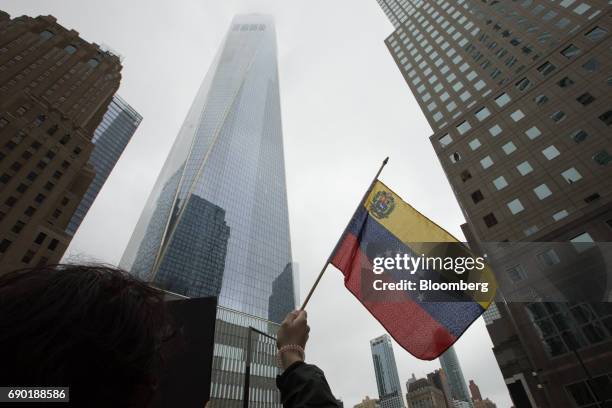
<box><xmin>0</xmin><ymin>11</ymin><xmax>121</xmax><ymax>272</ymax></box>
<box><xmin>427</xmin><ymin>369</ymin><xmax>453</xmax><ymax>408</ymax></box>
<box><xmin>370</xmin><ymin>334</ymin><xmax>406</xmax><ymax>408</ymax></box>
<box><xmin>120</xmin><ymin>15</ymin><xmax>295</xmax><ymax>407</ymax></box>
<box><xmin>377</xmin><ymin>1</ymin><xmax>612</xmax><ymax>407</ymax></box>
<box><xmin>66</xmin><ymin>94</ymin><xmax>141</xmax><ymax>235</ymax></box>
<box><xmin>120</xmin><ymin>14</ymin><xmax>295</xmax><ymax>320</ymax></box>
<box><xmin>438</xmin><ymin>347</ymin><xmax>472</xmax><ymax>406</ymax></box>
<box><xmin>468</xmin><ymin>380</ymin><xmax>482</xmax><ymax>402</ymax></box>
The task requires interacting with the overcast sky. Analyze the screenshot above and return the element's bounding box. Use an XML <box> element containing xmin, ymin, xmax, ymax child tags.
<box><xmin>4</xmin><ymin>1</ymin><xmax>512</xmax><ymax>406</ymax></box>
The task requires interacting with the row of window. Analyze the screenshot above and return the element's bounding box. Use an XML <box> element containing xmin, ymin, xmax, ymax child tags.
<box><xmin>39</xmin><ymin>30</ymin><xmax>100</xmax><ymax>67</ymax></box>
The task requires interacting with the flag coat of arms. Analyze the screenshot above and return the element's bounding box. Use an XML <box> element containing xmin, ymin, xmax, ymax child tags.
<box><xmin>330</xmin><ymin>180</ymin><xmax>497</xmax><ymax>360</ymax></box>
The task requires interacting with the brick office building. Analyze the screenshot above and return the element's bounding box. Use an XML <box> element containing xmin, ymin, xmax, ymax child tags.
<box><xmin>0</xmin><ymin>11</ymin><xmax>121</xmax><ymax>272</ymax></box>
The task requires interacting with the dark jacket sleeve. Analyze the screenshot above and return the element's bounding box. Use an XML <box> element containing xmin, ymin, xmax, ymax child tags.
<box><xmin>276</xmin><ymin>362</ymin><xmax>340</xmax><ymax>408</ymax></box>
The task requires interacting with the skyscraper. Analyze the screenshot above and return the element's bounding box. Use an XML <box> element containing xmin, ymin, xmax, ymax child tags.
<box><xmin>370</xmin><ymin>334</ymin><xmax>406</xmax><ymax>408</ymax></box>
<box><xmin>66</xmin><ymin>95</ymin><xmax>142</xmax><ymax>236</ymax></box>
<box><xmin>438</xmin><ymin>346</ymin><xmax>472</xmax><ymax>406</ymax></box>
<box><xmin>427</xmin><ymin>369</ymin><xmax>453</xmax><ymax>408</ymax></box>
<box><xmin>376</xmin><ymin>1</ymin><xmax>612</xmax><ymax>407</ymax></box>
<box><xmin>120</xmin><ymin>14</ymin><xmax>296</xmax><ymax>322</ymax></box>
<box><xmin>0</xmin><ymin>11</ymin><xmax>121</xmax><ymax>272</ymax></box>
<box><xmin>120</xmin><ymin>15</ymin><xmax>295</xmax><ymax>407</ymax></box>
<box><xmin>468</xmin><ymin>380</ymin><xmax>482</xmax><ymax>402</ymax></box>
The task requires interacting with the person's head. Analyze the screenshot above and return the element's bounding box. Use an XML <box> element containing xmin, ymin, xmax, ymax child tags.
<box><xmin>0</xmin><ymin>264</ymin><xmax>173</xmax><ymax>407</ymax></box>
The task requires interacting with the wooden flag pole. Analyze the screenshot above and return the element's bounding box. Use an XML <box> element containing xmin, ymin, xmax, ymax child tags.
<box><xmin>300</xmin><ymin>157</ymin><xmax>389</xmax><ymax>311</ymax></box>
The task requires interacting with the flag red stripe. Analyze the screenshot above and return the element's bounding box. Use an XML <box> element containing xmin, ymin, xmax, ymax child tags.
<box><xmin>331</xmin><ymin>232</ymin><xmax>457</xmax><ymax>360</ymax></box>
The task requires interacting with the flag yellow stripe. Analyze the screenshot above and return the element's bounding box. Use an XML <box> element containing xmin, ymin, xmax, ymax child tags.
<box><xmin>363</xmin><ymin>180</ymin><xmax>497</xmax><ymax>308</ymax></box>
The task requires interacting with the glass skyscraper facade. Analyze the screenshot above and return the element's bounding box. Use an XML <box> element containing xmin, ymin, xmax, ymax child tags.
<box><xmin>66</xmin><ymin>95</ymin><xmax>142</xmax><ymax>236</ymax></box>
<box><xmin>120</xmin><ymin>14</ymin><xmax>296</xmax><ymax>324</ymax></box>
<box><xmin>370</xmin><ymin>334</ymin><xmax>406</xmax><ymax>408</ymax></box>
<box><xmin>438</xmin><ymin>346</ymin><xmax>472</xmax><ymax>406</ymax></box>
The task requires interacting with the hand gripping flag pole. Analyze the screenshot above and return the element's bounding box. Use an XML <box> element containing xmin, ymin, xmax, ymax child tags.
<box><xmin>300</xmin><ymin>157</ymin><xmax>389</xmax><ymax>311</ymax></box>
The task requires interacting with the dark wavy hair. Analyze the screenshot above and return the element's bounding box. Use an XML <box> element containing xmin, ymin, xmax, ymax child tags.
<box><xmin>0</xmin><ymin>264</ymin><xmax>173</xmax><ymax>407</ymax></box>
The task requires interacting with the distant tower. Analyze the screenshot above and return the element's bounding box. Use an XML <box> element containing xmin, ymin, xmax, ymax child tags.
<box><xmin>428</xmin><ymin>369</ymin><xmax>454</xmax><ymax>408</ymax></box>
<box><xmin>66</xmin><ymin>95</ymin><xmax>141</xmax><ymax>236</ymax></box>
<box><xmin>438</xmin><ymin>346</ymin><xmax>472</xmax><ymax>405</ymax></box>
<box><xmin>469</xmin><ymin>380</ymin><xmax>482</xmax><ymax>402</ymax></box>
<box><xmin>370</xmin><ymin>334</ymin><xmax>406</xmax><ymax>408</ymax></box>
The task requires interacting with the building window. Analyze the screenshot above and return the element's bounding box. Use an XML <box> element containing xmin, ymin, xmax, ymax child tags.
<box><xmin>558</xmin><ymin>76</ymin><xmax>574</xmax><ymax>88</ymax></box>
<box><xmin>0</xmin><ymin>239</ymin><xmax>11</xmax><ymax>253</ymax></box>
<box><xmin>506</xmin><ymin>264</ymin><xmax>527</xmax><ymax>283</ymax></box>
<box><xmin>475</xmin><ymin>107</ymin><xmax>491</xmax><ymax>121</ymax></box>
<box><xmin>550</xmin><ymin>111</ymin><xmax>567</xmax><ymax>123</ymax></box>
<box><xmin>48</xmin><ymin>239</ymin><xmax>59</xmax><ymax>251</ymax></box>
<box><xmin>552</xmin><ymin>210</ymin><xmax>569</xmax><ymax>221</ymax></box>
<box><xmin>538</xmin><ymin>249</ymin><xmax>560</xmax><ymax>266</ymax></box>
<box><xmin>598</xmin><ymin>111</ymin><xmax>612</xmax><ymax>126</ymax></box>
<box><xmin>34</xmin><ymin>232</ymin><xmax>47</xmax><ymax>245</ymax></box>
<box><xmin>584</xmin><ymin>193</ymin><xmax>601</xmax><ymax>203</ymax></box>
<box><xmin>456</xmin><ymin>121</ymin><xmax>472</xmax><ymax>135</ymax></box>
<box><xmin>542</xmin><ymin>145</ymin><xmax>561</xmax><ymax>160</ymax></box>
<box><xmin>576</xmin><ymin>93</ymin><xmax>595</xmax><ymax>106</ymax></box>
<box><xmin>561</xmin><ymin>167</ymin><xmax>583</xmax><ymax>183</ymax></box>
<box><xmin>533</xmin><ymin>94</ymin><xmax>549</xmax><ymax>106</ymax></box>
<box><xmin>534</xmin><ymin>184</ymin><xmax>553</xmax><ymax>200</ymax></box>
<box><xmin>471</xmin><ymin>190</ymin><xmax>484</xmax><ymax>204</ymax></box>
<box><xmin>87</xmin><ymin>58</ymin><xmax>100</xmax><ymax>68</ymax></box>
<box><xmin>511</xmin><ymin>109</ymin><xmax>525</xmax><ymax>122</ymax></box>
<box><xmin>561</xmin><ymin>44</ymin><xmax>581</xmax><ymax>59</ymax></box>
<box><xmin>566</xmin><ymin>376</ymin><xmax>612</xmax><ymax>408</ymax></box>
<box><xmin>593</xmin><ymin>150</ymin><xmax>611</xmax><ymax>166</ymax></box>
<box><xmin>489</xmin><ymin>124</ymin><xmax>502</xmax><ymax>137</ymax></box>
<box><xmin>585</xmin><ymin>26</ymin><xmax>607</xmax><ymax>42</ymax></box>
<box><xmin>582</xmin><ymin>58</ymin><xmax>600</xmax><ymax>73</ymax></box>
<box><xmin>507</xmin><ymin>198</ymin><xmax>525</xmax><ymax>215</ymax></box>
<box><xmin>39</xmin><ymin>30</ymin><xmax>54</xmax><ymax>40</ymax></box>
<box><xmin>483</xmin><ymin>213</ymin><xmax>498</xmax><ymax>228</ymax></box>
<box><xmin>64</xmin><ymin>45</ymin><xmax>77</xmax><ymax>55</ymax></box>
<box><xmin>537</xmin><ymin>61</ymin><xmax>556</xmax><ymax>76</ymax></box>
<box><xmin>525</xmin><ymin>126</ymin><xmax>541</xmax><ymax>140</ymax></box>
<box><xmin>460</xmin><ymin>170</ymin><xmax>472</xmax><ymax>182</ymax></box>
<box><xmin>494</xmin><ymin>92</ymin><xmax>511</xmax><ymax>107</ymax></box>
<box><xmin>21</xmin><ymin>250</ymin><xmax>35</xmax><ymax>264</ymax></box>
<box><xmin>438</xmin><ymin>134</ymin><xmax>453</xmax><ymax>148</ymax></box>
<box><xmin>11</xmin><ymin>221</ymin><xmax>25</xmax><ymax>234</ymax></box>
<box><xmin>570</xmin><ymin>232</ymin><xmax>595</xmax><ymax>253</ymax></box>
<box><xmin>480</xmin><ymin>156</ymin><xmax>494</xmax><ymax>169</ymax></box>
<box><xmin>502</xmin><ymin>141</ymin><xmax>517</xmax><ymax>155</ymax></box>
<box><xmin>515</xmin><ymin>77</ymin><xmax>531</xmax><ymax>91</ymax></box>
<box><xmin>514</xmin><ymin>78</ymin><xmax>531</xmax><ymax>91</ymax></box>
<box><xmin>493</xmin><ymin>176</ymin><xmax>508</xmax><ymax>190</ymax></box>
<box><xmin>468</xmin><ymin>138</ymin><xmax>481</xmax><ymax>150</ymax></box>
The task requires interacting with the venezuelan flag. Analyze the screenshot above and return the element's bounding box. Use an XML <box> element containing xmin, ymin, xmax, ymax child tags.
<box><xmin>330</xmin><ymin>180</ymin><xmax>497</xmax><ymax>360</ymax></box>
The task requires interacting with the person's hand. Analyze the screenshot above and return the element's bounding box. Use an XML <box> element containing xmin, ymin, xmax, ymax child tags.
<box><xmin>277</xmin><ymin>310</ymin><xmax>309</xmax><ymax>369</ymax></box>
